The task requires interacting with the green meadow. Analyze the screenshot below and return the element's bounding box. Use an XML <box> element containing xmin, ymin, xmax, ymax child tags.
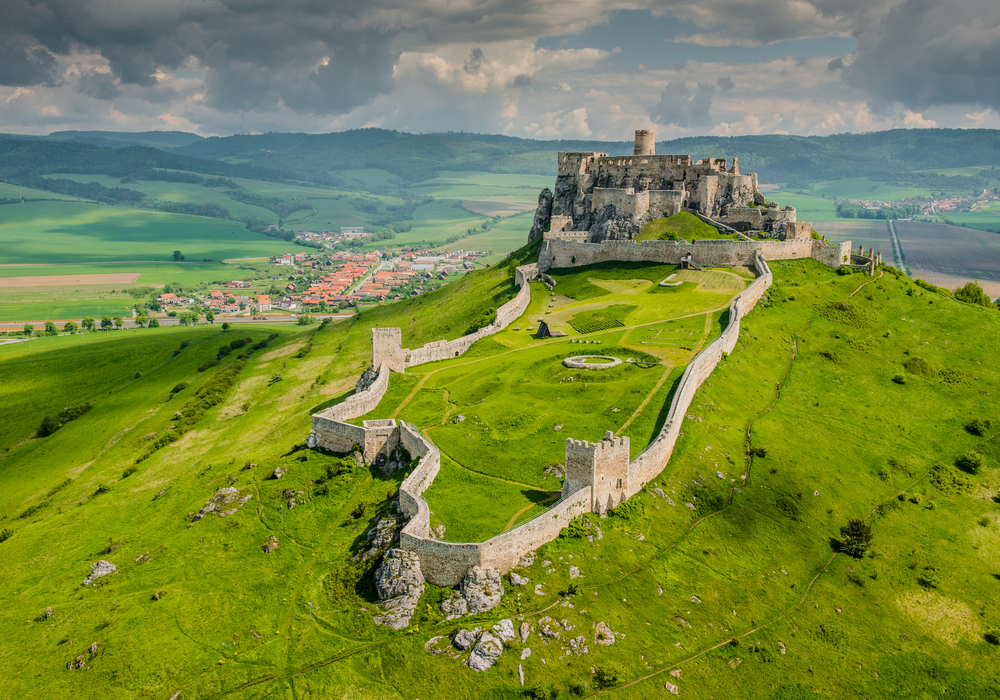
<box><xmin>3</xmin><ymin>240</ymin><xmax>1000</xmax><ymax>698</ymax></box>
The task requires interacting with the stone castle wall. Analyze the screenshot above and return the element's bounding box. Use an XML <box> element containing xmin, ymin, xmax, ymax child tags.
<box><xmin>315</xmin><ymin>362</ymin><xmax>391</xmax><ymax>423</ymax></box>
<box><xmin>375</xmin><ymin>263</ymin><xmax>538</xmax><ymax>371</ymax></box>
<box><xmin>626</xmin><ymin>252</ymin><xmax>772</xmax><ymax>490</ymax></box>
<box><xmin>537</xmin><ymin>236</ymin><xmax>849</xmax><ymax>272</ymax></box>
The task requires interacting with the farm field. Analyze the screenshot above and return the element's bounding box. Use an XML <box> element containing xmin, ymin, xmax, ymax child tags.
<box><xmin>801</xmin><ymin>176</ymin><xmax>931</xmax><ymax>200</ymax></box>
<box><xmin>765</xmin><ymin>191</ymin><xmax>840</xmax><ymax>221</ymax></box>
<box><xmin>895</xmin><ymin>220</ymin><xmax>1000</xmax><ymax>298</ymax></box>
<box><xmin>3</xmin><ymin>250</ymin><xmax>1000</xmax><ymax>698</ymax></box>
<box><xmin>0</xmin><ymin>261</ymin><xmax>269</xmax><ymax>287</ymax></box>
<box><xmin>0</xmin><ymin>201</ymin><xmax>294</xmax><ymax>264</ymax></box>
<box><xmin>0</xmin><ymin>182</ymin><xmax>83</xmax><ymax>201</ymax></box>
<box><xmin>935</xmin><ymin>209</ymin><xmax>1000</xmax><ymax>233</ymax></box>
<box><xmin>812</xmin><ymin>219</ymin><xmax>895</xmax><ymax>259</ymax></box>
<box><xmin>0</xmin><ymin>298</ymin><xmax>138</xmax><ymax>323</ymax></box>
<box><xmin>461</xmin><ymin>198</ymin><xmax>537</xmax><ymax>217</ymax></box>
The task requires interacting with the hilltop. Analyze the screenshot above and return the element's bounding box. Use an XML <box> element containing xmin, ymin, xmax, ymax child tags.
<box><xmin>2</xmin><ymin>235</ymin><xmax>1000</xmax><ymax>697</ymax></box>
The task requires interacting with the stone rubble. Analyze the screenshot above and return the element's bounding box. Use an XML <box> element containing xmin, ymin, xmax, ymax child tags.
<box><xmin>569</xmin><ymin>565</ymin><xmax>582</xmax><ymax>579</ymax></box>
<box><xmin>520</xmin><ymin>622</ymin><xmax>531</xmax><ymax>643</ymax></box>
<box><xmin>262</xmin><ymin>535</ymin><xmax>279</xmax><ymax>553</ymax></box>
<box><xmin>83</xmin><ymin>560</ymin><xmax>116</xmax><ymax>586</ymax></box>
<box><xmin>492</xmin><ymin>619</ymin><xmax>517</xmax><ymax>643</ymax></box>
<box><xmin>442</xmin><ymin>567</ymin><xmax>504</xmax><ymax>619</ymax></box>
<box><xmin>510</xmin><ymin>572</ymin><xmax>529</xmax><ymax>586</ymax></box>
<box><xmin>518</xmin><ymin>551</ymin><xmax>537</xmax><ymax>568</ymax></box>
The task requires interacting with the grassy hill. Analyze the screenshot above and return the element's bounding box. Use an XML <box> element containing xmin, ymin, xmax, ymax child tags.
<box><xmin>3</xmin><ymin>248</ymin><xmax>1000</xmax><ymax>698</ymax></box>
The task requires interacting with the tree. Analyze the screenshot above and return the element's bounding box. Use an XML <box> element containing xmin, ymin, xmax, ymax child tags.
<box><xmin>954</xmin><ymin>280</ymin><xmax>994</xmax><ymax>308</ymax></box>
<box><xmin>172</xmin><ymin>250</ymin><xmax>184</xmax><ymax>261</ymax></box>
<box><xmin>205</xmin><ymin>310</ymin><xmax>215</xmax><ymax>324</ymax></box>
<box><xmin>100</xmin><ymin>316</ymin><xmax>113</xmax><ymax>331</ymax></box>
<box><xmin>23</xmin><ymin>323</ymin><xmax>34</xmax><ymax>337</ymax></box>
<box><xmin>221</xmin><ymin>322</ymin><xmax>231</xmax><ymax>331</ymax></box>
<box><xmin>81</xmin><ymin>317</ymin><xmax>96</xmax><ymax>332</ymax></box>
<box><xmin>113</xmin><ymin>315</ymin><xmax>123</xmax><ymax>330</ymax></box>
<box><xmin>62</xmin><ymin>320</ymin><xmax>78</xmax><ymax>334</ymax></box>
<box><xmin>44</xmin><ymin>321</ymin><xmax>57</xmax><ymax>336</ymax></box>
<box><xmin>134</xmin><ymin>315</ymin><xmax>147</xmax><ymax>328</ymax></box>
<box><xmin>839</xmin><ymin>518</ymin><xmax>873</xmax><ymax>558</ymax></box>
<box><xmin>148</xmin><ymin>318</ymin><xmax>160</xmax><ymax>328</ymax></box>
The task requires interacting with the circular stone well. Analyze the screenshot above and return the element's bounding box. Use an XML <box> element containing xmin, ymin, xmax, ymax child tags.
<box><xmin>563</xmin><ymin>355</ymin><xmax>623</xmax><ymax>370</ymax></box>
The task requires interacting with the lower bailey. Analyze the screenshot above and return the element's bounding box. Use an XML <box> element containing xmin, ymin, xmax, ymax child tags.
<box><xmin>308</xmin><ymin>239</ymin><xmax>858</xmax><ymax>590</ymax></box>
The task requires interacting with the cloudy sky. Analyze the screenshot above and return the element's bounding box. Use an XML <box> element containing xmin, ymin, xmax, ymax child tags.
<box><xmin>2</xmin><ymin>0</ymin><xmax>999</xmax><ymax>139</ymax></box>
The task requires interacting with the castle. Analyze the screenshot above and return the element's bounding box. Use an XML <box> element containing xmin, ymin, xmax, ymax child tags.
<box><xmin>531</xmin><ymin>129</ymin><xmax>812</xmax><ymax>241</ymax></box>
<box><xmin>306</xmin><ymin>130</ymin><xmax>870</xmax><ymax>605</ymax></box>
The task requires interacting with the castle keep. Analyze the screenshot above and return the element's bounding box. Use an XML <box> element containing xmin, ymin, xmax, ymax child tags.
<box><xmin>535</xmin><ymin>129</ymin><xmax>811</xmax><ymax>241</ymax></box>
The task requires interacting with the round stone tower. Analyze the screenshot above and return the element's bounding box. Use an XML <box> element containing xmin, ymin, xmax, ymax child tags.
<box><xmin>633</xmin><ymin>129</ymin><xmax>655</xmax><ymax>156</ymax></box>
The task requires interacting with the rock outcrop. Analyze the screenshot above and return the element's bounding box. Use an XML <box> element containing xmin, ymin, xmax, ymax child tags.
<box><xmin>528</xmin><ymin>188</ymin><xmax>554</xmax><ymax>241</ymax></box>
<box><xmin>83</xmin><ymin>560</ymin><xmax>116</xmax><ymax>586</ymax></box>
<box><xmin>442</xmin><ymin>566</ymin><xmax>503</xmax><ymax>619</ymax></box>
<box><xmin>468</xmin><ymin>631</ymin><xmax>504</xmax><ymax>671</ymax></box>
<box><xmin>374</xmin><ymin>548</ymin><xmax>425</xmax><ymax>630</ymax></box>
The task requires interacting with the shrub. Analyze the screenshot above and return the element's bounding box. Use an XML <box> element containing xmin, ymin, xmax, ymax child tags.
<box><xmin>171</xmin><ymin>383</ymin><xmax>187</xmax><ymax>394</ymax></box>
<box><xmin>122</xmin><ymin>466</ymin><xmax>137</xmax><ymax>478</ymax></box>
<box><xmin>965</xmin><ymin>418</ymin><xmax>993</xmax><ymax>436</ymax></box>
<box><xmin>750</xmin><ymin>446</ymin><xmax>768</xmax><ymax>458</ymax></box>
<box><xmin>559</xmin><ymin>517</ymin><xmax>587</xmax><ymax>539</ymax></box>
<box><xmin>956</xmin><ymin>450</ymin><xmax>986</xmax><ymax>474</ymax></box>
<box><xmin>0</xmin><ymin>528</ymin><xmax>12</xmax><ymax>543</ymax></box>
<box><xmin>954</xmin><ymin>281</ymin><xmax>994</xmax><ymax>308</ymax></box>
<box><xmin>986</xmin><ymin>630</ymin><xmax>1000</xmax><ymax>645</ymax></box>
<box><xmin>903</xmin><ymin>357</ymin><xmax>936</xmax><ymax>378</ymax></box>
<box><xmin>839</xmin><ymin>518</ymin><xmax>873</xmax><ymax>558</ymax></box>
<box><xmin>917</xmin><ymin>565</ymin><xmax>941</xmax><ymax>588</ymax></box>
<box><xmin>892</xmin><ymin>374</ymin><xmax>906</xmax><ymax>385</ymax></box>
<box><xmin>594</xmin><ymin>666</ymin><xmax>620</xmax><ymax>688</ymax></box>
<box><xmin>36</xmin><ymin>404</ymin><xmax>92</xmax><ymax>437</ymax></box>
<box><xmin>93</xmin><ymin>484</ymin><xmax>112</xmax><ymax>497</ymax></box>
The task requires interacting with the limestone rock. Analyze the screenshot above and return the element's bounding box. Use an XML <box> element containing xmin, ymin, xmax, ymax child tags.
<box><xmin>192</xmin><ymin>501</ymin><xmax>217</xmax><ymax>521</ymax></box>
<box><xmin>453</xmin><ymin>628</ymin><xmax>479</xmax><ymax>651</ymax></box>
<box><xmin>373</xmin><ymin>549</ymin><xmax>425</xmax><ymax>630</ymax></box>
<box><xmin>305</xmin><ymin>431</ymin><xmax>318</xmax><ymax>449</ymax></box>
<box><xmin>468</xmin><ymin>632</ymin><xmax>503</xmax><ymax>671</ymax></box>
<box><xmin>520</xmin><ymin>622</ymin><xmax>531</xmax><ymax>643</ymax></box>
<box><xmin>569</xmin><ymin>635</ymin><xmax>589</xmax><ymax>655</ymax></box>
<box><xmin>211</xmin><ymin>487</ymin><xmax>238</xmax><ymax>504</ymax></box>
<box><xmin>569</xmin><ymin>565</ymin><xmax>582</xmax><ymax>579</ymax></box>
<box><xmin>492</xmin><ymin>618</ymin><xmax>517</xmax><ymax>643</ymax></box>
<box><xmin>528</xmin><ymin>188</ymin><xmax>554</xmax><ymax>242</ymax></box>
<box><xmin>360</xmin><ymin>516</ymin><xmax>399</xmax><ymax>559</ymax></box>
<box><xmin>374</xmin><ymin>549</ymin><xmax>424</xmax><ymax>600</ymax></box>
<box><xmin>510</xmin><ymin>572</ymin><xmax>529</xmax><ymax>586</ymax></box>
<box><xmin>594</xmin><ymin>621</ymin><xmax>616</xmax><ymax>646</ymax></box>
<box><xmin>462</xmin><ymin>567</ymin><xmax>503</xmax><ymax>614</ymax></box>
<box><xmin>518</xmin><ymin>663</ymin><xmax>525</xmax><ymax>686</ymax></box>
<box><xmin>521</xmin><ymin>646</ymin><xmax>531</xmax><ymax>660</ymax></box>
<box><xmin>518</xmin><ymin>551</ymin><xmax>537</xmax><ymax>568</ymax></box>
<box><xmin>355</xmin><ymin>366</ymin><xmax>380</xmax><ymax>393</ymax></box>
<box><xmin>269</xmin><ymin>467</ymin><xmax>285</xmax><ymax>480</ymax></box>
<box><xmin>83</xmin><ymin>560</ymin><xmax>116</xmax><ymax>586</ymax></box>
<box><xmin>441</xmin><ymin>592</ymin><xmax>469</xmax><ymax>620</ymax></box>
<box><xmin>424</xmin><ymin>636</ymin><xmax>450</xmax><ymax>655</ymax></box>
<box><xmin>262</xmin><ymin>535</ymin><xmax>279</xmax><ymax>553</ymax></box>
<box><xmin>43</xmin><ymin>607</ymin><xmax>53</xmax><ymax>619</ymax></box>
<box><xmin>539</xmin><ymin>616</ymin><xmax>560</xmax><ymax>639</ymax></box>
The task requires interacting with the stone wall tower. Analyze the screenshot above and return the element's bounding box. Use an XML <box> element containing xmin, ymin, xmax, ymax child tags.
<box><xmin>634</xmin><ymin>129</ymin><xmax>655</xmax><ymax>156</ymax></box>
<box><xmin>563</xmin><ymin>431</ymin><xmax>631</xmax><ymax>513</ymax></box>
<box><xmin>371</xmin><ymin>327</ymin><xmax>406</xmax><ymax>372</ymax></box>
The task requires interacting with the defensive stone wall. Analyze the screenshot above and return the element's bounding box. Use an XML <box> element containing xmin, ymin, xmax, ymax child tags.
<box><xmin>627</xmin><ymin>252</ymin><xmax>772</xmax><ymax>489</ymax></box>
<box><xmin>374</xmin><ymin>263</ymin><xmax>538</xmax><ymax>371</ymax></box>
<box><xmin>315</xmin><ymin>362</ymin><xmax>390</xmax><ymax>423</ymax></box>
<box><xmin>537</xmin><ymin>236</ymin><xmax>849</xmax><ymax>272</ymax></box>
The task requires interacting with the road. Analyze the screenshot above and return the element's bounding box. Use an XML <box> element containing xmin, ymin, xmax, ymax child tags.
<box><xmin>0</xmin><ymin>313</ymin><xmax>354</xmax><ymax>332</ymax></box>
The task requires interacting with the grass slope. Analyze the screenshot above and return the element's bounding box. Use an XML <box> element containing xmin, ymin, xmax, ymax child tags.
<box><xmin>636</xmin><ymin>211</ymin><xmax>730</xmax><ymax>241</ymax></box>
<box><xmin>3</xmin><ymin>253</ymin><xmax>1000</xmax><ymax>699</ymax></box>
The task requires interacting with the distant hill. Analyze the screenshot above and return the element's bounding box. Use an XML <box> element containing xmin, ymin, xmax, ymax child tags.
<box><xmin>174</xmin><ymin>127</ymin><xmax>1000</xmax><ymax>186</ymax></box>
<box><xmin>2</xmin><ymin>128</ymin><xmax>998</xmax><ymax>195</ymax></box>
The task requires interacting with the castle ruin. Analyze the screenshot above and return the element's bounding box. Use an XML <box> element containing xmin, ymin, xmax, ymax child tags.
<box><xmin>530</xmin><ymin>129</ymin><xmax>812</xmax><ymax>242</ymax></box>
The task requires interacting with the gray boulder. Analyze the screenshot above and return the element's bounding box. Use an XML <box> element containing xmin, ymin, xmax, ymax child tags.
<box><xmin>527</xmin><ymin>188</ymin><xmax>554</xmax><ymax>242</ymax></box>
<box><xmin>374</xmin><ymin>549</ymin><xmax>424</xmax><ymax>600</ymax></box>
<box><xmin>453</xmin><ymin>628</ymin><xmax>479</xmax><ymax>651</ymax></box>
<box><xmin>492</xmin><ymin>618</ymin><xmax>516</xmax><ymax>643</ymax></box>
<box><xmin>83</xmin><ymin>560</ymin><xmax>116</xmax><ymax>586</ymax></box>
<box><xmin>510</xmin><ymin>572</ymin><xmax>529</xmax><ymax>586</ymax></box>
<box><xmin>468</xmin><ymin>632</ymin><xmax>504</xmax><ymax>671</ymax></box>
<box><xmin>373</xmin><ymin>549</ymin><xmax>425</xmax><ymax>630</ymax></box>
<box><xmin>461</xmin><ymin>567</ymin><xmax>503</xmax><ymax>614</ymax></box>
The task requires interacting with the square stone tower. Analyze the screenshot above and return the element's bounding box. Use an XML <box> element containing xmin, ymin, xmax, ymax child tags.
<box><xmin>563</xmin><ymin>431</ymin><xmax>631</xmax><ymax>514</ymax></box>
<box><xmin>372</xmin><ymin>328</ymin><xmax>406</xmax><ymax>372</ymax></box>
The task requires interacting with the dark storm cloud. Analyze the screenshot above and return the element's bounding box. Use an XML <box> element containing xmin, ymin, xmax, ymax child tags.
<box><xmin>843</xmin><ymin>0</ymin><xmax>1000</xmax><ymax>111</ymax></box>
<box><xmin>509</xmin><ymin>74</ymin><xmax>533</xmax><ymax>88</ymax></box>
<box><xmin>0</xmin><ymin>35</ymin><xmax>60</xmax><ymax>87</ymax></box>
<box><xmin>0</xmin><ymin>0</ymin><xmax>401</xmax><ymax>114</ymax></box>
<box><xmin>716</xmin><ymin>76</ymin><xmax>735</xmax><ymax>90</ymax></box>
<box><xmin>464</xmin><ymin>48</ymin><xmax>486</xmax><ymax>74</ymax></box>
<box><xmin>77</xmin><ymin>70</ymin><xmax>121</xmax><ymax>100</ymax></box>
<box><xmin>651</xmin><ymin>79</ymin><xmax>715</xmax><ymax>128</ymax></box>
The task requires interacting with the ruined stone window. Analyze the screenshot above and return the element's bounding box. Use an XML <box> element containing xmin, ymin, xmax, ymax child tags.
<box><xmin>616</xmin><ymin>478</ymin><xmax>623</xmax><ymax>489</ymax></box>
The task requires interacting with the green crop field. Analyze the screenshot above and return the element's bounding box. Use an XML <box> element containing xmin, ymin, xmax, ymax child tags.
<box><xmin>766</xmin><ymin>191</ymin><xmax>841</xmax><ymax>221</ymax></box>
<box><xmin>802</xmin><ymin>176</ymin><xmax>931</xmax><ymax>200</ymax></box>
<box><xmin>0</xmin><ymin>201</ymin><xmax>295</xmax><ymax>264</ymax></box>
<box><xmin>4</xmin><ymin>240</ymin><xmax>1000</xmax><ymax>699</ymax></box>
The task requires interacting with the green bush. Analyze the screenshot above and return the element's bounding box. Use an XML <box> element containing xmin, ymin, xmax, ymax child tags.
<box><xmin>36</xmin><ymin>403</ymin><xmax>92</xmax><ymax>437</ymax></box>
<box><xmin>594</xmin><ymin>666</ymin><xmax>620</xmax><ymax>688</ymax></box>
<box><xmin>122</xmin><ymin>466</ymin><xmax>137</xmax><ymax>478</ymax></box>
<box><xmin>917</xmin><ymin>565</ymin><xmax>941</xmax><ymax>588</ymax></box>
<box><xmin>891</xmin><ymin>374</ymin><xmax>906</xmax><ymax>385</ymax></box>
<box><xmin>93</xmin><ymin>484</ymin><xmax>112</xmax><ymax>497</ymax></box>
<box><xmin>956</xmin><ymin>451</ymin><xmax>986</xmax><ymax>474</ymax></box>
<box><xmin>0</xmin><ymin>528</ymin><xmax>12</xmax><ymax>543</ymax></box>
<box><xmin>965</xmin><ymin>418</ymin><xmax>993</xmax><ymax>436</ymax></box>
<box><xmin>985</xmin><ymin>630</ymin><xmax>1000</xmax><ymax>645</ymax></box>
<box><xmin>903</xmin><ymin>357</ymin><xmax>937</xmax><ymax>378</ymax></box>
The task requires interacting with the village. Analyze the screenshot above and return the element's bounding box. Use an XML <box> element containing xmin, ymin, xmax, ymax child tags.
<box><xmin>155</xmin><ymin>246</ymin><xmax>488</xmax><ymax>319</ymax></box>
